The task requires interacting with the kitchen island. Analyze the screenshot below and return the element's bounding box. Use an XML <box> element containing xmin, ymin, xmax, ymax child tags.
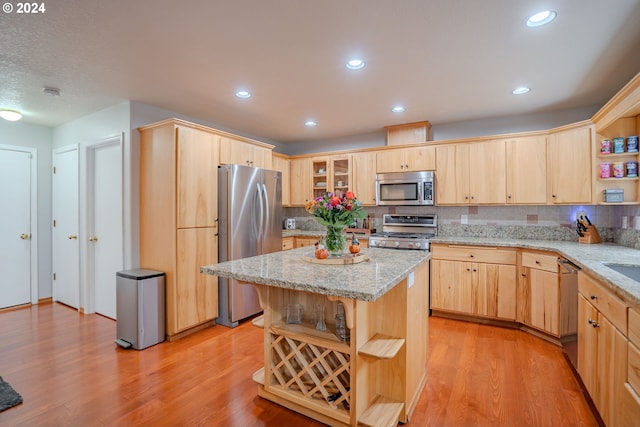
<box><xmin>201</xmin><ymin>247</ymin><xmax>430</xmax><ymax>427</ymax></box>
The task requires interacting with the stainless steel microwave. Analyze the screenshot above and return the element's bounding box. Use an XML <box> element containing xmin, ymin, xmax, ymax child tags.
<box><xmin>375</xmin><ymin>171</ymin><xmax>434</xmax><ymax>206</ymax></box>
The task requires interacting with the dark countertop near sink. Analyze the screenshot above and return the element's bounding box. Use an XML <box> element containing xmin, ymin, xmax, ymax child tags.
<box><xmin>431</xmin><ymin>237</ymin><xmax>640</xmax><ymax>309</ymax></box>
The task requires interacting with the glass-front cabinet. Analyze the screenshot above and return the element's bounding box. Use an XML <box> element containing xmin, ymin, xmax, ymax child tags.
<box><xmin>311</xmin><ymin>154</ymin><xmax>352</xmax><ymax>199</ymax></box>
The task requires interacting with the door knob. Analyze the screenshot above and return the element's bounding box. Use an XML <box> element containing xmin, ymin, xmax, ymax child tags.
<box><xmin>89</xmin><ymin>236</ymin><xmax>98</xmax><ymax>242</ymax></box>
<box><xmin>20</xmin><ymin>233</ymin><xmax>30</xmax><ymax>240</ymax></box>
<box><xmin>68</xmin><ymin>235</ymin><xmax>78</xmax><ymax>240</ymax></box>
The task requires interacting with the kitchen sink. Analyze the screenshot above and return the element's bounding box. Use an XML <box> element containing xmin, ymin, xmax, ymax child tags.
<box><xmin>604</xmin><ymin>263</ymin><xmax>640</xmax><ymax>282</ymax></box>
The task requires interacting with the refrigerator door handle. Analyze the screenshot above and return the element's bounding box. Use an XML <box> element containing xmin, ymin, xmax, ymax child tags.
<box><xmin>262</xmin><ymin>183</ymin><xmax>270</xmax><ymax>245</ymax></box>
<box><xmin>256</xmin><ymin>183</ymin><xmax>265</xmax><ymax>252</ymax></box>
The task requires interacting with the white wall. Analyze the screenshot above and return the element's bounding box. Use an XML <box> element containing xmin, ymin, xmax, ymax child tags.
<box><xmin>52</xmin><ymin>101</ymin><xmax>133</xmax><ymax>306</ymax></box>
<box><xmin>0</xmin><ymin>120</ymin><xmax>53</xmax><ymax>299</ymax></box>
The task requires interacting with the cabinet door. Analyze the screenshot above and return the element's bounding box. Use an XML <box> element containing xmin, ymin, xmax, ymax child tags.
<box><xmin>506</xmin><ymin>135</ymin><xmax>547</xmax><ymax>204</ymax></box>
<box><xmin>578</xmin><ymin>294</ymin><xmax>598</xmax><ymax>398</ymax></box>
<box><xmin>406</xmin><ymin>146</ymin><xmax>436</xmax><ymax>171</ymax></box>
<box><xmin>474</xmin><ymin>263</ymin><xmax>516</xmax><ymax>320</ymax></box>
<box><xmin>376</xmin><ymin>149</ymin><xmax>406</xmax><ymax>173</ymax></box>
<box><xmin>331</xmin><ymin>155</ymin><xmax>351</xmax><ymax>195</ymax></box>
<box><xmin>290</xmin><ymin>158</ymin><xmax>312</xmax><ymax>205</ymax></box>
<box><xmin>252</xmin><ymin>145</ymin><xmax>272</xmax><ymax>169</ymax></box>
<box><xmin>548</xmin><ymin>125</ymin><xmax>592</xmax><ymax>204</ymax></box>
<box><xmin>272</xmin><ymin>156</ymin><xmax>290</xmax><ymax>206</ymax></box>
<box><xmin>527</xmin><ymin>268</ymin><xmax>559</xmax><ymax>335</ymax></box>
<box><xmin>435</xmin><ymin>144</ymin><xmax>469</xmax><ymax>204</ymax></box>
<box><xmin>596</xmin><ymin>314</ymin><xmax>628</xmax><ymax>427</ymax></box>
<box><xmin>430</xmin><ymin>259</ymin><xmax>472</xmax><ymax>313</ymax></box>
<box><xmin>352</xmin><ymin>151</ymin><xmax>377</xmax><ymax>205</ymax></box>
<box><xmin>176</xmin><ymin>126</ymin><xmax>219</xmax><ymax>228</ymax></box>
<box><xmin>469</xmin><ymin>140</ymin><xmax>506</xmax><ymax>204</ymax></box>
<box><xmin>175</xmin><ymin>227</ymin><xmax>218</xmax><ymax>334</ymax></box>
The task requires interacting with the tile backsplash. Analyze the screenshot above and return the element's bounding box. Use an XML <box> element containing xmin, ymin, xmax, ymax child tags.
<box><xmin>285</xmin><ymin>204</ymin><xmax>640</xmax><ymax>249</ymax></box>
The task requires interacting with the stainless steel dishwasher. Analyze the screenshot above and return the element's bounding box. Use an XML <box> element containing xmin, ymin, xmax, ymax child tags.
<box><xmin>558</xmin><ymin>258</ymin><xmax>581</xmax><ymax>369</ymax></box>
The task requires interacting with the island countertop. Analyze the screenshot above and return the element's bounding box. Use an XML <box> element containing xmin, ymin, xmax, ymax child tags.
<box><xmin>201</xmin><ymin>247</ymin><xmax>430</xmax><ymax>301</ymax></box>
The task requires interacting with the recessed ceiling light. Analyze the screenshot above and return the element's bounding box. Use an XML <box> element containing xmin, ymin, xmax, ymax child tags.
<box><xmin>235</xmin><ymin>90</ymin><xmax>251</xmax><ymax>99</ymax></box>
<box><xmin>512</xmin><ymin>87</ymin><xmax>531</xmax><ymax>95</ymax></box>
<box><xmin>43</xmin><ymin>87</ymin><xmax>61</xmax><ymax>97</ymax></box>
<box><xmin>0</xmin><ymin>109</ymin><xmax>23</xmax><ymax>121</ymax></box>
<box><xmin>346</xmin><ymin>59</ymin><xmax>365</xmax><ymax>70</ymax></box>
<box><xmin>525</xmin><ymin>10</ymin><xmax>557</xmax><ymax>27</ymax></box>
<box><xmin>391</xmin><ymin>106</ymin><xmax>406</xmax><ymax>113</ymax></box>
<box><xmin>305</xmin><ymin>120</ymin><xmax>317</xmax><ymax>127</ymax></box>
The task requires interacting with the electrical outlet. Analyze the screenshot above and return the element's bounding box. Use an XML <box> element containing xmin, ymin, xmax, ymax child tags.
<box><xmin>461</xmin><ymin>214</ymin><xmax>468</xmax><ymax>225</ymax></box>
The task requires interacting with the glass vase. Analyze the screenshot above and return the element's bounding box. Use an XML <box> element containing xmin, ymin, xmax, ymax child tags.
<box><xmin>325</xmin><ymin>225</ymin><xmax>347</xmax><ymax>256</ymax></box>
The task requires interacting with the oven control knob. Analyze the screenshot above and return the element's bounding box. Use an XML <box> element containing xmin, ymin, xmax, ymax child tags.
<box><xmin>379</xmin><ymin>240</ymin><xmax>386</xmax><ymax>247</ymax></box>
<box><xmin>394</xmin><ymin>241</ymin><xmax>401</xmax><ymax>248</ymax></box>
<box><xmin>407</xmin><ymin>242</ymin><xmax>414</xmax><ymax>248</ymax></box>
<box><xmin>415</xmin><ymin>242</ymin><xmax>421</xmax><ymax>248</ymax></box>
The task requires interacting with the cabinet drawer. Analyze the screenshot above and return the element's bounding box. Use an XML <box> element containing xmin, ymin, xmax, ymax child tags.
<box><xmin>521</xmin><ymin>251</ymin><xmax>558</xmax><ymax>273</ymax></box>
<box><xmin>431</xmin><ymin>245</ymin><xmax>516</xmax><ymax>265</ymax></box>
<box><xmin>630</xmin><ymin>308</ymin><xmax>640</xmax><ymax>348</ymax></box>
<box><xmin>282</xmin><ymin>237</ymin><xmax>294</xmax><ymax>251</ymax></box>
<box><xmin>578</xmin><ymin>271</ymin><xmax>628</xmax><ymax>334</ymax></box>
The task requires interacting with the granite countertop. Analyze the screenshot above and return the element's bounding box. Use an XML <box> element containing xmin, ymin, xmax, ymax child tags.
<box><xmin>282</xmin><ymin>229</ymin><xmax>371</xmax><ymax>238</ymax></box>
<box><xmin>201</xmin><ymin>247</ymin><xmax>430</xmax><ymax>301</ymax></box>
<box><xmin>431</xmin><ymin>237</ymin><xmax>640</xmax><ymax>308</ymax></box>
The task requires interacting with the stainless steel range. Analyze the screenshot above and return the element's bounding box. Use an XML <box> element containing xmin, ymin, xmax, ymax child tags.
<box><xmin>369</xmin><ymin>214</ymin><xmax>437</xmax><ymax>250</ymax></box>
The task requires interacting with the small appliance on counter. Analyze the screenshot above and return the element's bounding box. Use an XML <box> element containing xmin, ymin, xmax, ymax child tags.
<box><xmin>283</xmin><ymin>217</ymin><xmax>296</xmax><ymax>230</ymax></box>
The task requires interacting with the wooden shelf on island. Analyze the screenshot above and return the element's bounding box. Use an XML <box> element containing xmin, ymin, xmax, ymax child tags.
<box><xmin>251</xmin><ymin>314</ymin><xmax>264</xmax><ymax>328</ymax></box>
<box><xmin>252</xmin><ymin>367</ymin><xmax>265</xmax><ymax>385</ymax></box>
<box><xmin>358</xmin><ymin>394</ymin><xmax>404</xmax><ymax>427</ymax></box>
<box><xmin>358</xmin><ymin>333</ymin><xmax>405</xmax><ymax>359</ymax></box>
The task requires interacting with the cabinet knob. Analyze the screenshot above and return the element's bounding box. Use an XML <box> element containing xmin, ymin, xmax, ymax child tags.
<box><xmin>552</xmin><ymin>194</ymin><xmax>557</xmax><ymax>198</ymax></box>
<box><xmin>472</xmin><ymin>268</ymin><xmax>477</xmax><ymax>272</ymax></box>
<box><xmin>590</xmin><ymin>295</ymin><xmax>597</xmax><ymax>300</ymax></box>
<box><xmin>466</xmin><ymin>268</ymin><xmax>471</xmax><ymax>272</ymax></box>
<box><xmin>521</xmin><ymin>273</ymin><xmax>526</xmax><ymax>277</ymax></box>
<box><xmin>508</xmin><ymin>195</ymin><xmax>512</xmax><ymax>199</ymax></box>
<box><xmin>469</xmin><ymin>254</ymin><xmax>474</xmax><ymax>258</ymax></box>
<box><xmin>535</xmin><ymin>260</ymin><xmax>541</xmax><ymax>264</ymax></box>
<box><xmin>588</xmin><ymin>319</ymin><xmax>600</xmax><ymax>328</ymax></box>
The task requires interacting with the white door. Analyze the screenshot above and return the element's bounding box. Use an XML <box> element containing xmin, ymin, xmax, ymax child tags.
<box><xmin>52</xmin><ymin>146</ymin><xmax>80</xmax><ymax>308</ymax></box>
<box><xmin>0</xmin><ymin>148</ymin><xmax>32</xmax><ymax>309</ymax></box>
<box><xmin>89</xmin><ymin>138</ymin><xmax>123</xmax><ymax>319</ymax></box>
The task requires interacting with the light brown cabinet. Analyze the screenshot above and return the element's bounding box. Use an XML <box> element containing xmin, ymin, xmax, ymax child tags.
<box><xmin>376</xmin><ymin>145</ymin><xmax>435</xmax><ymax>173</ymax></box>
<box><xmin>548</xmin><ymin>124</ymin><xmax>593</xmax><ymax>204</ymax></box>
<box><xmin>289</xmin><ymin>158</ymin><xmax>312</xmax><ymax>205</ymax></box>
<box><xmin>139</xmin><ymin>119</ymin><xmax>219</xmax><ymax>338</ymax></box>
<box><xmin>436</xmin><ymin>140</ymin><xmax>506</xmax><ymax>205</ymax></box>
<box><xmin>518</xmin><ymin>251</ymin><xmax>577</xmax><ymax>338</ymax></box>
<box><xmin>281</xmin><ymin>236</ymin><xmax>294</xmax><ymax>250</ymax></box>
<box><xmin>219</xmin><ymin>135</ymin><xmax>273</xmax><ymax>169</ymax></box>
<box><xmin>272</xmin><ymin>154</ymin><xmax>290</xmax><ymax>206</ymax></box>
<box><xmin>578</xmin><ymin>271</ymin><xmax>628</xmax><ymax>427</ymax></box>
<box><xmin>311</xmin><ymin>154</ymin><xmax>352</xmax><ymax>199</ymax></box>
<box><xmin>430</xmin><ymin>244</ymin><xmax>516</xmax><ymax>320</ymax></box>
<box><xmin>505</xmin><ymin>135</ymin><xmax>548</xmax><ymax>204</ymax></box>
<box><xmin>352</xmin><ymin>151</ymin><xmax>377</xmax><ymax>205</ymax></box>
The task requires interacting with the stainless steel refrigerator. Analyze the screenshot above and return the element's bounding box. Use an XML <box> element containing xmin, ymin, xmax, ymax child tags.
<box><xmin>216</xmin><ymin>164</ymin><xmax>283</xmax><ymax>327</ymax></box>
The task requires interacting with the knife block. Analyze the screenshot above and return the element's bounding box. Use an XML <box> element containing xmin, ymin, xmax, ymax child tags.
<box><xmin>579</xmin><ymin>225</ymin><xmax>602</xmax><ymax>244</ymax></box>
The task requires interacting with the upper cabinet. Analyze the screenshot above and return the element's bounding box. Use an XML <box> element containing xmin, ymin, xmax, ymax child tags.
<box><xmin>289</xmin><ymin>157</ymin><xmax>312</xmax><ymax>206</ymax></box>
<box><xmin>272</xmin><ymin>154</ymin><xmax>291</xmax><ymax>207</ymax></box>
<box><xmin>311</xmin><ymin>154</ymin><xmax>352</xmax><ymax>199</ymax></box>
<box><xmin>548</xmin><ymin>123</ymin><xmax>593</xmax><ymax>204</ymax></box>
<box><xmin>505</xmin><ymin>135</ymin><xmax>548</xmax><ymax>204</ymax></box>
<box><xmin>435</xmin><ymin>140</ymin><xmax>505</xmax><ymax>205</ymax></box>
<box><xmin>376</xmin><ymin>145</ymin><xmax>435</xmax><ymax>173</ymax></box>
<box><xmin>384</xmin><ymin>121</ymin><xmax>431</xmax><ymax>146</ymax></box>
<box><xmin>219</xmin><ymin>135</ymin><xmax>273</xmax><ymax>169</ymax></box>
<box><xmin>352</xmin><ymin>151</ymin><xmax>377</xmax><ymax>205</ymax></box>
<box><xmin>592</xmin><ymin>73</ymin><xmax>640</xmax><ymax>205</ymax></box>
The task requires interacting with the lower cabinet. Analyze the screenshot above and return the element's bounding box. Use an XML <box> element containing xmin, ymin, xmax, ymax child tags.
<box><xmin>518</xmin><ymin>250</ymin><xmax>577</xmax><ymax>338</ymax></box>
<box><xmin>624</xmin><ymin>308</ymin><xmax>640</xmax><ymax>426</ymax></box>
<box><xmin>430</xmin><ymin>244</ymin><xmax>516</xmax><ymax>321</ymax></box>
<box><xmin>282</xmin><ymin>236</ymin><xmax>294</xmax><ymax>250</ymax></box>
<box><xmin>578</xmin><ymin>271</ymin><xmax>629</xmax><ymax>427</ymax></box>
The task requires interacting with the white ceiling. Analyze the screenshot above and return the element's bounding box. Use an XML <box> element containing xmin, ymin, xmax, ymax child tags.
<box><xmin>1</xmin><ymin>0</ymin><xmax>640</xmax><ymax>145</ymax></box>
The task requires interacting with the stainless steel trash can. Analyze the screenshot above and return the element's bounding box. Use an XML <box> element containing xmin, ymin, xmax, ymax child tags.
<box><xmin>115</xmin><ymin>269</ymin><xmax>165</xmax><ymax>350</ymax></box>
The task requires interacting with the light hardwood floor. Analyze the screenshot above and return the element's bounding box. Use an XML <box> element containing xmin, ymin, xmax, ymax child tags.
<box><xmin>0</xmin><ymin>303</ymin><xmax>598</xmax><ymax>426</ymax></box>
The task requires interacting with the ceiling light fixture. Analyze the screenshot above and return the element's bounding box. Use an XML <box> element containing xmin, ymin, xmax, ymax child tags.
<box><xmin>391</xmin><ymin>106</ymin><xmax>406</xmax><ymax>113</ymax></box>
<box><xmin>346</xmin><ymin>59</ymin><xmax>365</xmax><ymax>70</ymax></box>
<box><xmin>43</xmin><ymin>86</ymin><xmax>61</xmax><ymax>96</ymax></box>
<box><xmin>512</xmin><ymin>87</ymin><xmax>531</xmax><ymax>95</ymax></box>
<box><xmin>0</xmin><ymin>109</ymin><xmax>23</xmax><ymax>121</ymax></box>
<box><xmin>235</xmin><ymin>90</ymin><xmax>251</xmax><ymax>99</ymax></box>
<box><xmin>525</xmin><ymin>10</ymin><xmax>557</xmax><ymax>27</ymax></box>
<box><xmin>304</xmin><ymin>120</ymin><xmax>317</xmax><ymax>127</ymax></box>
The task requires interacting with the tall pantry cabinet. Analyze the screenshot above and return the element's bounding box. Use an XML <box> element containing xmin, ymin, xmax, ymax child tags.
<box><xmin>139</xmin><ymin>119</ymin><xmax>219</xmax><ymax>340</ymax></box>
